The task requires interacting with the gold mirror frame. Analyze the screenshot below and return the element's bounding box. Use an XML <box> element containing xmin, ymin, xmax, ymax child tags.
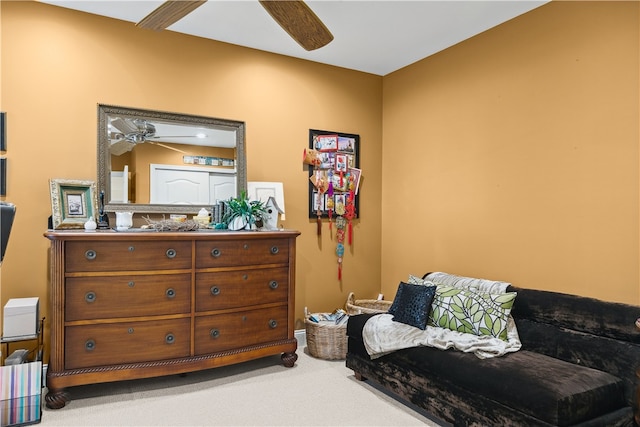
<box><xmin>97</xmin><ymin>104</ymin><xmax>247</xmax><ymax>215</ymax></box>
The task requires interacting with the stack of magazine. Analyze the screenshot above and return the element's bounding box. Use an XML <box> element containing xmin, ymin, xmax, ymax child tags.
<box><xmin>308</xmin><ymin>309</ymin><xmax>348</xmax><ymax>325</ymax></box>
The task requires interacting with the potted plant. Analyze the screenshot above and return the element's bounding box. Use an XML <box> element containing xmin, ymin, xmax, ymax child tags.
<box><xmin>224</xmin><ymin>191</ymin><xmax>269</xmax><ymax>230</ymax></box>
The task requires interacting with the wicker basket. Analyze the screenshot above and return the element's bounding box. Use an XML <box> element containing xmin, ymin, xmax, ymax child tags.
<box><xmin>345</xmin><ymin>292</ymin><xmax>392</xmax><ymax>315</ymax></box>
<box><xmin>305</xmin><ymin>315</ymin><xmax>347</xmax><ymax>360</ymax></box>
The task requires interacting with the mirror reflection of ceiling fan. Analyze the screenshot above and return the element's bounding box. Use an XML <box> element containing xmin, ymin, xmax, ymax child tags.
<box><xmin>109</xmin><ymin>117</ymin><xmax>192</xmax><ymax>156</ymax></box>
<box><xmin>136</xmin><ymin>0</ymin><xmax>333</xmax><ymax>51</ymax></box>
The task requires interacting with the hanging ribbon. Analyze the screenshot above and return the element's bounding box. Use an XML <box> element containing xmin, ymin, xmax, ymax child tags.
<box><xmin>326</xmin><ymin>178</ymin><xmax>334</xmax><ymax>231</ymax></box>
<box><xmin>335</xmin><ymin>217</ymin><xmax>346</xmax><ymax>280</ymax></box>
<box><xmin>344</xmin><ymin>190</ymin><xmax>356</xmax><ymax>245</ymax></box>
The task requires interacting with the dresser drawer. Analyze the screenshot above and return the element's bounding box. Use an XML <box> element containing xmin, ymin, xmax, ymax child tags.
<box><xmin>194</xmin><ymin>306</ymin><xmax>288</xmax><ymax>355</ymax></box>
<box><xmin>195</xmin><ymin>267</ymin><xmax>288</xmax><ymax>312</ymax></box>
<box><xmin>65</xmin><ymin>274</ymin><xmax>191</xmax><ymax>321</ymax></box>
<box><xmin>195</xmin><ymin>238</ymin><xmax>289</xmax><ymax>268</ymax></box>
<box><xmin>65</xmin><ymin>318</ymin><xmax>190</xmax><ymax>369</ymax></box>
<box><xmin>65</xmin><ymin>241</ymin><xmax>192</xmax><ymax>272</ymax></box>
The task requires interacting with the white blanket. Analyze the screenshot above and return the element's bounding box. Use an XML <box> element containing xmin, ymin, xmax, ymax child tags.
<box><xmin>363</xmin><ymin>313</ymin><xmax>522</xmax><ymax>359</ymax></box>
<box><xmin>363</xmin><ymin>272</ymin><xmax>522</xmax><ymax>359</ymax></box>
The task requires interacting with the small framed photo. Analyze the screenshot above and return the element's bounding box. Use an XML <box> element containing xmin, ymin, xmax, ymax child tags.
<box><xmin>49</xmin><ymin>178</ymin><xmax>97</xmax><ymax>229</ymax></box>
<box><xmin>312</xmin><ymin>191</ymin><xmax>325</xmax><ymax>211</ymax></box>
<box><xmin>338</xmin><ymin>136</ymin><xmax>355</xmax><ymax>152</ymax></box>
<box><xmin>335</xmin><ymin>153</ymin><xmax>348</xmax><ymax>173</ymax></box>
<box><xmin>314</xmin><ymin>134</ymin><xmax>338</xmax><ymax>152</ymax></box>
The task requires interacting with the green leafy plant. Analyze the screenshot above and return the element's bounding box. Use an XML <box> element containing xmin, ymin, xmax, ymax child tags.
<box><xmin>223</xmin><ymin>191</ymin><xmax>269</xmax><ymax>230</ymax></box>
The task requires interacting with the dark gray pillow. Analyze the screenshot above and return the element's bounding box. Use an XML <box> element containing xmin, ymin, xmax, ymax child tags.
<box><xmin>391</xmin><ymin>282</ymin><xmax>437</xmax><ymax>330</ymax></box>
<box><xmin>388</xmin><ymin>281</ymin><xmax>406</xmax><ymax>315</ymax></box>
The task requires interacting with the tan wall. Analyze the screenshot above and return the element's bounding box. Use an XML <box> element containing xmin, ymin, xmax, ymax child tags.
<box><xmin>0</xmin><ymin>1</ymin><xmax>383</xmax><ymax>334</ymax></box>
<box><xmin>381</xmin><ymin>1</ymin><xmax>639</xmax><ymax>303</ymax></box>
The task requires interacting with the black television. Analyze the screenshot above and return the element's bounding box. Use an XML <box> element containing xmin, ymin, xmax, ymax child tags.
<box><xmin>0</xmin><ymin>201</ymin><xmax>15</xmax><ymax>264</ymax></box>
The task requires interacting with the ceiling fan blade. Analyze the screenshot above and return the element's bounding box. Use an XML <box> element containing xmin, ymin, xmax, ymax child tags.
<box><xmin>259</xmin><ymin>1</ymin><xmax>333</xmax><ymax>51</ymax></box>
<box><xmin>137</xmin><ymin>1</ymin><xmax>207</xmax><ymax>31</ymax></box>
<box><xmin>110</xmin><ymin>117</ymin><xmax>138</xmax><ymax>135</ymax></box>
<box><xmin>109</xmin><ymin>140</ymin><xmax>135</xmax><ymax>156</ymax></box>
<box><xmin>148</xmin><ymin>141</ymin><xmax>189</xmax><ymax>154</ymax></box>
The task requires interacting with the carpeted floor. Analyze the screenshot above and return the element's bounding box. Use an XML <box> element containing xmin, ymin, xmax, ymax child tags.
<box><xmin>39</xmin><ymin>347</ymin><xmax>446</xmax><ymax>426</ymax></box>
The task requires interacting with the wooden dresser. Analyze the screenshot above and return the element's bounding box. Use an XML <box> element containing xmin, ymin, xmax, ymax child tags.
<box><xmin>43</xmin><ymin>229</ymin><xmax>300</xmax><ymax>409</ymax></box>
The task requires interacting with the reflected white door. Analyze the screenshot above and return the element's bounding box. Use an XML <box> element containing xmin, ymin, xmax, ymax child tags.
<box><xmin>210</xmin><ymin>174</ymin><xmax>236</xmax><ymax>203</ymax></box>
<box><xmin>151</xmin><ymin>168</ymin><xmax>209</xmax><ymax>204</ymax></box>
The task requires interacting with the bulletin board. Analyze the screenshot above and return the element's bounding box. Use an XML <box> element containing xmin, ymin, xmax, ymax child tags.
<box><xmin>307</xmin><ymin>129</ymin><xmax>360</xmax><ymax>219</ymax></box>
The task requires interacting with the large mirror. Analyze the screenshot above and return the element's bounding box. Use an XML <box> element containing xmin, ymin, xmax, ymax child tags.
<box><xmin>98</xmin><ymin>104</ymin><xmax>246</xmax><ymax>214</ymax></box>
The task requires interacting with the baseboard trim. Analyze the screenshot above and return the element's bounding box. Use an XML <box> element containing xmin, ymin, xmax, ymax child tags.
<box><xmin>294</xmin><ymin>329</ymin><xmax>306</xmax><ymax>348</ymax></box>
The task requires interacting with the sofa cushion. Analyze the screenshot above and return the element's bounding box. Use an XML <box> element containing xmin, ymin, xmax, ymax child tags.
<box><xmin>394</xmin><ymin>345</ymin><xmax>625</xmax><ymax>426</ymax></box>
<box><xmin>428</xmin><ymin>285</ymin><xmax>517</xmax><ymax>340</ymax></box>
<box><xmin>389</xmin><ymin>282</ymin><xmax>436</xmax><ymax>330</ymax></box>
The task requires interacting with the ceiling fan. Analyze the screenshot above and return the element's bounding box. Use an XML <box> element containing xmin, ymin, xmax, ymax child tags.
<box><xmin>136</xmin><ymin>0</ymin><xmax>333</xmax><ymax>51</ymax></box>
<box><xmin>109</xmin><ymin>117</ymin><xmax>189</xmax><ymax>156</ymax></box>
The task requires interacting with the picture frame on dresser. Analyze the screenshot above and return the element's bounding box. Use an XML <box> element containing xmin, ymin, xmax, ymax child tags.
<box><xmin>49</xmin><ymin>178</ymin><xmax>97</xmax><ymax>229</ymax></box>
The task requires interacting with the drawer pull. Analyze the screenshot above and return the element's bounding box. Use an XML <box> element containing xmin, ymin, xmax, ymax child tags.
<box><xmin>85</xmin><ymin>339</ymin><xmax>96</xmax><ymax>351</ymax></box>
<box><xmin>210</xmin><ymin>286</ymin><xmax>221</xmax><ymax>296</ymax></box>
<box><xmin>128</xmin><ymin>246</ymin><xmax>135</xmax><ymax>252</ymax></box>
<box><xmin>211</xmin><ymin>248</ymin><xmax>221</xmax><ymax>258</ymax></box>
<box><xmin>166</xmin><ymin>248</ymin><xmax>176</xmax><ymax>259</ymax></box>
<box><xmin>165</xmin><ymin>333</ymin><xmax>175</xmax><ymax>344</ymax></box>
<box><xmin>128</xmin><ymin>328</ymin><xmax>134</xmax><ymax>334</ymax></box>
<box><xmin>165</xmin><ymin>288</ymin><xmax>176</xmax><ymax>299</ymax></box>
<box><xmin>243</xmin><ymin>244</ymin><xmax>249</xmax><ymax>250</ymax></box>
<box><xmin>270</xmin><ymin>246</ymin><xmax>279</xmax><ymax>255</ymax></box>
<box><xmin>85</xmin><ymin>250</ymin><xmax>97</xmax><ymax>260</ymax></box>
<box><xmin>269</xmin><ymin>280</ymin><xmax>279</xmax><ymax>290</ymax></box>
<box><xmin>243</xmin><ymin>274</ymin><xmax>248</xmax><ymax>280</ymax></box>
<box><xmin>84</xmin><ymin>291</ymin><xmax>96</xmax><ymax>303</ymax></box>
<box><xmin>209</xmin><ymin>329</ymin><xmax>220</xmax><ymax>339</ymax></box>
<box><xmin>128</xmin><ymin>281</ymin><xmax>135</xmax><ymax>288</ymax></box>
<box><xmin>268</xmin><ymin>319</ymin><xmax>278</xmax><ymax>329</ymax></box>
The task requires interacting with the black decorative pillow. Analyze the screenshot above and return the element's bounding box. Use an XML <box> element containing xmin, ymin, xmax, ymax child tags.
<box><xmin>388</xmin><ymin>282</ymin><xmax>406</xmax><ymax>315</ymax></box>
<box><xmin>391</xmin><ymin>282</ymin><xmax>437</xmax><ymax>330</ymax></box>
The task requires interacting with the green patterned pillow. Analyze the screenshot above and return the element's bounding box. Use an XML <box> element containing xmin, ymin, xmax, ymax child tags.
<box><xmin>428</xmin><ymin>286</ymin><xmax>517</xmax><ymax>341</ymax></box>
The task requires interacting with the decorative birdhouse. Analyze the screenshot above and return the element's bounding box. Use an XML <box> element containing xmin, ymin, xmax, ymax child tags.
<box><xmin>263</xmin><ymin>196</ymin><xmax>284</xmax><ymax>230</ymax></box>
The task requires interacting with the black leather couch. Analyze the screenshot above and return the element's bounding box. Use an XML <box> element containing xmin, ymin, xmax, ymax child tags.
<box><xmin>346</xmin><ymin>284</ymin><xmax>640</xmax><ymax>426</ymax></box>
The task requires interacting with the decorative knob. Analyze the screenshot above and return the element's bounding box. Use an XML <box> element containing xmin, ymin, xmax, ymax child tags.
<box><xmin>243</xmin><ymin>244</ymin><xmax>249</xmax><ymax>250</ymax></box>
<box><xmin>165</xmin><ymin>333</ymin><xmax>175</xmax><ymax>344</ymax></box>
<box><xmin>166</xmin><ymin>248</ymin><xmax>176</xmax><ymax>259</ymax></box>
<box><xmin>210</xmin><ymin>286</ymin><xmax>220</xmax><ymax>296</ymax></box>
<box><xmin>165</xmin><ymin>288</ymin><xmax>176</xmax><ymax>299</ymax></box>
<box><xmin>211</xmin><ymin>248</ymin><xmax>221</xmax><ymax>258</ymax></box>
<box><xmin>128</xmin><ymin>281</ymin><xmax>135</xmax><ymax>288</ymax></box>
<box><xmin>85</xmin><ymin>250</ymin><xmax>97</xmax><ymax>260</ymax></box>
<box><xmin>128</xmin><ymin>328</ymin><xmax>134</xmax><ymax>334</ymax></box>
<box><xmin>85</xmin><ymin>339</ymin><xmax>96</xmax><ymax>351</ymax></box>
<box><xmin>269</xmin><ymin>281</ymin><xmax>278</xmax><ymax>290</ymax></box>
<box><xmin>270</xmin><ymin>246</ymin><xmax>279</xmax><ymax>255</ymax></box>
<box><xmin>128</xmin><ymin>246</ymin><xmax>135</xmax><ymax>252</ymax></box>
<box><xmin>269</xmin><ymin>319</ymin><xmax>278</xmax><ymax>329</ymax></box>
<box><xmin>85</xmin><ymin>291</ymin><xmax>96</xmax><ymax>303</ymax></box>
<box><xmin>209</xmin><ymin>329</ymin><xmax>220</xmax><ymax>339</ymax></box>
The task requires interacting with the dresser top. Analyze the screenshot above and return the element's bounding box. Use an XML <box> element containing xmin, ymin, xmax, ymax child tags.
<box><xmin>44</xmin><ymin>229</ymin><xmax>300</xmax><ymax>241</ymax></box>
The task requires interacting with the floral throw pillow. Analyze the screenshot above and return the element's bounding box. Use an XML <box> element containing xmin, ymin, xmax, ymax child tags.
<box><xmin>428</xmin><ymin>285</ymin><xmax>517</xmax><ymax>340</ymax></box>
<box><xmin>391</xmin><ymin>282</ymin><xmax>437</xmax><ymax>330</ymax></box>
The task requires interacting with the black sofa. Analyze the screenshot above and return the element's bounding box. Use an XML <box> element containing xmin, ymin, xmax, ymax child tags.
<box><xmin>346</xmin><ymin>281</ymin><xmax>640</xmax><ymax>426</ymax></box>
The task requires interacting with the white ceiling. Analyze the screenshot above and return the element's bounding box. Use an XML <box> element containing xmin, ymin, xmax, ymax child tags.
<box><xmin>41</xmin><ymin>0</ymin><xmax>548</xmax><ymax>76</ymax></box>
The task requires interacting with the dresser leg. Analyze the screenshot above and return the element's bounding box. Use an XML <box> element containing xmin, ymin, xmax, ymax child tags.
<box><xmin>281</xmin><ymin>351</ymin><xmax>298</xmax><ymax>367</ymax></box>
<box><xmin>45</xmin><ymin>388</ymin><xmax>69</xmax><ymax>409</ymax></box>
